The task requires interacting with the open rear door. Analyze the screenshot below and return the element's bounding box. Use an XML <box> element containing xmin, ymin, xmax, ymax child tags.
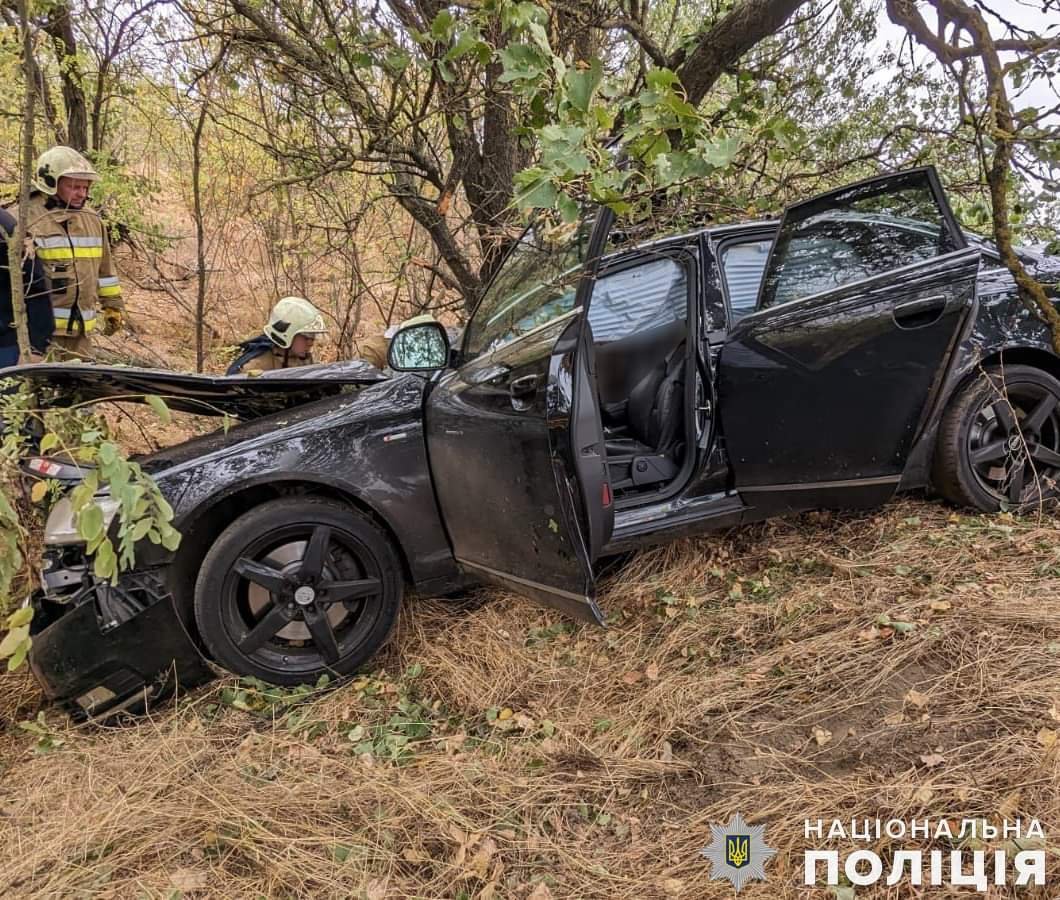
<box><xmin>718</xmin><ymin>167</ymin><xmax>979</xmax><ymax>510</ymax></box>
<box><xmin>425</xmin><ymin>214</ymin><xmax>614</xmax><ymax>623</ymax></box>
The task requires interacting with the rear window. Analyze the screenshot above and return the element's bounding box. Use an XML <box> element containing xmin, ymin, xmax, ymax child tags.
<box><xmin>720</xmin><ymin>238</ymin><xmax>771</xmax><ymax>321</ymax></box>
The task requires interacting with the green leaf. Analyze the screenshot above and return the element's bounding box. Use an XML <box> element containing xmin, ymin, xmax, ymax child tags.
<box><xmin>564</xmin><ymin>59</ymin><xmax>603</xmax><ymax>113</ymax></box>
<box><xmin>513</xmin><ymin>170</ymin><xmax>558</xmax><ymax>211</ymax></box>
<box><xmin>557</xmin><ymin>192</ymin><xmax>579</xmax><ymax>223</ymax></box>
<box><xmin>78</xmin><ymin>503</ymin><xmax>105</xmax><ymax>542</ymax></box>
<box><xmin>445</xmin><ymin>27</ymin><xmax>484</xmax><ymax>62</ymax></box>
<box><xmin>145</xmin><ymin>394</ymin><xmax>172</xmax><ymax>425</ymax></box>
<box><xmin>97</xmin><ymin>442</ymin><xmax>119</xmax><ymax>466</ymax></box>
<box><xmin>430</xmin><ymin>9</ymin><xmax>455</xmax><ymax>41</ymax></box>
<box><xmin>39</xmin><ymin>433</ymin><xmax>58</xmax><ymax>452</ymax></box>
<box><xmin>130</xmin><ymin>518</ymin><xmax>153</xmax><ymax>542</ymax></box>
<box><xmin>7</xmin><ymin>606</ymin><xmax>33</xmax><ymax>628</ymax></box>
<box><xmin>7</xmin><ymin>637</ymin><xmax>30</xmax><ymax>671</ymax></box>
<box><xmin>384</xmin><ymin>50</ymin><xmax>411</xmax><ymax>74</ymax></box>
<box><xmin>645</xmin><ymin>68</ymin><xmax>680</xmax><ymax>91</ymax></box>
<box><xmin>0</xmin><ymin>624</ymin><xmax>29</xmax><ymax>657</ymax></box>
<box><xmin>93</xmin><ymin>539</ymin><xmax>116</xmax><ymax>581</ymax></box>
<box><xmin>159</xmin><ymin>524</ymin><xmax>182</xmax><ymax>552</ymax></box>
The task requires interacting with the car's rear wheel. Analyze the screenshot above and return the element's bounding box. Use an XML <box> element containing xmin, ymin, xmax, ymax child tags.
<box><xmin>933</xmin><ymin>364</ymin><xmax>1060</xmax><ymax>511</ymax></box>
<box><xmin>193</xmin><ymin>497</ymin><xmax>402</xmax><ymax>685</ymax></box>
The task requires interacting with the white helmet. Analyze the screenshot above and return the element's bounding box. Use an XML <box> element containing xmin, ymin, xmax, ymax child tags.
<box><xmin>33</xmin><ymin>145</ymin><xmax>99</xmax><ymax>196</ymax></box>
<box><xmin>265</xmin><ymin>296</ymin><xmax>327</xmax><ymax>348</ymax></box>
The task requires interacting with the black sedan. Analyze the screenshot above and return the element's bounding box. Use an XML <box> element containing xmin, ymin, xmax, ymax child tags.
<box><xmin>7</xmin><ymin>166</ymin><xmax>1060</xmax><ymax>718</ymax></box>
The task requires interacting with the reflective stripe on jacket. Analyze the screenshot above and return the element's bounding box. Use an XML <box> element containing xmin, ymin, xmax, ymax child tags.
<box><xmin>19</xmin><ymin>195</ymin><xmax>123</xmax><ymax>336</ymax></box>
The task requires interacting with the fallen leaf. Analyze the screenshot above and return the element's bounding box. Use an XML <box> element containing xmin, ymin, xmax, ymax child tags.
<box><xmin>527</xmin><ymin>883</ymin><xmax>553</xmax><ymax>900</ymax></box>
<box><xmin>1037</xmin><ymin>728</ymin><xmax>1058</xmax><ymax>748</ymax></box>
<box><xmin>998</xmin><ymin>790</ymin><xmax>1021</xmax><ymax>820</ymax></box>
<box><xmin>858</xmin><ymin>626</ymin><xmax>881</xmax><ymax>641</ymax></box>
<box><xmin>663</xmin><ymin>878</ymin><xmax>684</xmax><ymax>896</ymax></box>
<box><xmin>1050</xmin><ymin>703</ymin><xmax>1060</xmax><ymax>723</ymax></box>
<box><xmin>169</xmin><ymin>868</ymin><xmax>207</xmax><ymax>892</ymax></box>
<box><xmin>930</xmin><ymin>600</ymin><xmax>952</xmax><ymax>612</ymax></box>
<box><xmin>905</xmin><ymin>688</ymin><xmax>930</xmax><ymax>708</ymax></box>
<box><xmin>365</xmin><ymin>878</ymin><xmax>388</xmax><ymax>900</ymax></box>
<box><xmin>883</xmin><ymin>711</ymin><xmax>904</xmax><ymax>726</ymax></box>
<box><xmin>402</xmin><ymin>848</ymin><xmax>429</xmax><ymax>862</ymax></box>
<box><xmin>467</xmin><ymin>837</ymin><xmax>497</xmax><ymax>879</ymax></box>
<box><xmin>497</xmin><ymin>708</ymin><xmax>513</xmax><ymax>721</ymax></box>
<box><xmin>913</xmin><ymin>786</ymin><xmax>935</xmax><ymax>804</ymax></box>
<box><xmin>646</xmin><ymin>662</ymin><xmax>660</xmax><ymax>681</ymax></box>
<box><xmin>920</xmin><ymin>753</ymin><xmax>946</xmax><ymax>767</ymax></box>
<box><xmin>812</xmin><ymin>726</ymin><xmax>832</xmax><ymax>747</ymax></box>
<box><xmin>622</xmin><ymin>671</ymin><xmax>642</xmax><ymax>685</ymax></box>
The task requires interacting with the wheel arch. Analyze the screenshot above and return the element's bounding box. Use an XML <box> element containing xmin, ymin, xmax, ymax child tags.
<box><xmin>903</xmin><ymin>343</ymin><xmax>1060</xmax><ymax>492</ymax></box>
<box><xmin>167</xmin><ymin>476</ymin><xmax>415</xmax><ymax>627</ymax></box>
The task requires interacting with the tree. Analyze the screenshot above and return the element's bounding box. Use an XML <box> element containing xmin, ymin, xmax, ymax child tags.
<box><xmin>186</xmin><ymin>0</ymin><xmax>812</xmax><ymax>309</ymax></box>
<box><xmin>886</xmin><ymin>0</ymin><xmax>1060</xmax><ymax>349</ymax></box>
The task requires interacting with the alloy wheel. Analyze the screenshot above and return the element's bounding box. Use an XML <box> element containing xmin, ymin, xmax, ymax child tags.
<box><xmin>967</xmin><ymin>382</ymin><xmax>1060</xmax><ymax>506</ymax></box>
<box><xmin>220</xmin><ymin>523</ymin><xmax>384</xmax><ymax>675</ymax></box>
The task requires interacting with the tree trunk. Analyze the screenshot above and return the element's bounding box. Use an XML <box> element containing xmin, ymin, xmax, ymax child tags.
<box><xmin>43</xmin><ymin>2</ymin><xmax>88</xmax><ymax>152</ymax></box>
<box><xmin>7</xmin><ymin>0</ymin><xmax>35</xmax><ymax>362</ymax></box>
<box><xmin>191</xmin><ymin>102</ymin><xmax>209</xmax><ymax>372</ymax></box>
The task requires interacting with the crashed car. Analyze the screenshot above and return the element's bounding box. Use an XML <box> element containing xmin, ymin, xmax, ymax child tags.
<box><xmin>6</xmin><ymin>166</ymin><xmax>1060</xmax><ymax>718</ymax></box>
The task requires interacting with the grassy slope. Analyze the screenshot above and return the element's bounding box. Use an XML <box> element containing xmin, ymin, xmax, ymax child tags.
<box><xmin>2</xmin><ymin>500</ymin><xmax>1060</xmax><ymax>898</ymax></box>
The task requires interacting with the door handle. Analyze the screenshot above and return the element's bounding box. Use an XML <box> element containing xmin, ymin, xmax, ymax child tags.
<box><xmin>510</xmin><ymin>374</ymin><xmax>539</xmax><ymax>398</ymax></box>
<box><xmin>893</xmin><ymin>294</ymin><xmax>946</xmax><ymax>328</ymax></box>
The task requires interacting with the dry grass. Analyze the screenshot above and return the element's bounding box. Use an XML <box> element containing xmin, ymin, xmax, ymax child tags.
<box><xmin>2</xmin><ymin>500</ymin><xmax>1060</xmax><ymax>898</ymax></box>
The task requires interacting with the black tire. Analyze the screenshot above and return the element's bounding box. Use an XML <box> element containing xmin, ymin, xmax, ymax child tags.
<box><xmin>193</xmin><ymin>497</ymin><xmax>402</xmax><ymax>685</ymax></box>
<box><xmin>932</xmin><ymin>364</ymin><xmax>1060</xmax><ymax>512</ymax></box>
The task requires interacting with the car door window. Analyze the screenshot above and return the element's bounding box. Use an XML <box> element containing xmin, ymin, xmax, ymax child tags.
<box><xmin>589</xmin><ymin>257</ymin><xmax>687</xmax><ymax>343</ymax></box>
<box><xmin>463</xmin><ymin>218</ymin><xmax>594</xmax><ymax>360</ymax></box>
<box><xmin>720</xmin><ymin>238</ymin><xmax>771</xmax><ymax>322</ymax></box>
<box><xmin>759</xmin><ymin>170</ymin><xmax>961</xmax><ymax>310</ymax></box>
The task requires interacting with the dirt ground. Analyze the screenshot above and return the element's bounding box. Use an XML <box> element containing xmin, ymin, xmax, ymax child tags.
<box><xmin>2</xmin><ymin>498</ymin><xmax>1060</xmax><ymax>898</ymax></box>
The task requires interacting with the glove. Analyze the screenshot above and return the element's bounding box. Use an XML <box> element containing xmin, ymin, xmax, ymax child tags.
<box><xmin>101</xmin><ymin>308</ymin><xmax>124</xmax><ymax>336</ymax></box>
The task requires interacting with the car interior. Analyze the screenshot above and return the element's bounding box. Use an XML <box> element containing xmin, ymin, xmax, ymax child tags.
<box><xmin>588</xmin><ymin>254</ymin><xmax>694</xmax><ymax>503</ymax></box>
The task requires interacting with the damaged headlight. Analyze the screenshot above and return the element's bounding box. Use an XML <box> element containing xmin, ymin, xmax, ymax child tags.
<box><xmin>44</xmin><ymin>494</ymin><xmax>120</xmax><ymax>546</ymax></box>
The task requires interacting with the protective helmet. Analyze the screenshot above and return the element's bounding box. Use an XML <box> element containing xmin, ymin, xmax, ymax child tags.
<box><xmin>33</xmin><ymin>146</ymin><xmax>99</xmax><ymax>196</ymax></box>
<box><xmin>265</xmin><ymin>296</ymin><xmax>327</xmax><ymax>348</ymax></box>
<box><xmin>386</xmin><ymin>314</ymin><xmax>437</xmax><ymax>338</ymax></box>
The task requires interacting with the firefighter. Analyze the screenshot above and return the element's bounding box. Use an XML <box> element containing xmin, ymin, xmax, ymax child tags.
<box><xmin>228</xmin><ymin>296</ymin><xmax>327</xmax><ymax>374</ymax></box>
<box><xmin>20</xmin><ymin>146</ymin><xmax>123</xmax><ymax>359</ymax></box>
<box><xmin>353</xmin><ymin>331</ymin><xmax>391</xmax><ymax>370</ymax></box>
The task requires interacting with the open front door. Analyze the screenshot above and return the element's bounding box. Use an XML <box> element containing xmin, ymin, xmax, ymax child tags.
<box><xmin>425</xmin><ymin>215</ymin><xmax>614</xmax><ymax>623</ymax></box>
<box><xmin>718</xmin><ymin>167</ymin><xmax>980</xmax><ymax>510</ymax></box>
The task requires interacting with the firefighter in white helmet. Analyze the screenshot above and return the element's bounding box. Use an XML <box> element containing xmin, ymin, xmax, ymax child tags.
<box><xmin>18</xmin><ymin>145</ymin><xmax>124</xmax><ymax>359</ymax></box>
<box><xmin>228</xmin><ymin>296</ymin><xmax>327</xmax><ymax>374</ymax></box>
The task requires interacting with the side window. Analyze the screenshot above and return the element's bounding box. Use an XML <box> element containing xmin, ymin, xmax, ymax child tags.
<box><xmin>760</xmin><ymin>170</ymin><xmax>960</xmax><ymax>310</ymax></box>
<box><xmin>463</xmin><ymin>217</ymin><xmax>593</xmax><ymax>361</ymax></box>
<box><xmin>588</xmin><ymin>258</ymin><xmax>687</xmax><ymax>343</ymax></box>
<box><xmin>720</xmin><ymin>239</ymin><xmax>771</xmax><ymax>321</ymax></box>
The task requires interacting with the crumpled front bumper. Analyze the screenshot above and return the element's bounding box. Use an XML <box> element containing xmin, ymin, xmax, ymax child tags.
<box><xmin>28</xmin><ymin>564</ymin><xmax>214</xmax><ymax>719</ymax></box>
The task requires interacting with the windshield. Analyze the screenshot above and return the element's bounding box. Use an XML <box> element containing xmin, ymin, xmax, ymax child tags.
<box><xmin>462</xmin><ymin>216</ymin><xmax>596</xmax><ymax>360</ymax></box>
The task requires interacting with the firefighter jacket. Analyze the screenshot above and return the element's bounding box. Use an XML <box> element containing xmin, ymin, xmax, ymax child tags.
<box><xmin>21</xmin><ymin>193</ymin><xmax>123</xmax><ymax>338</ymax></box>
<box><xmin>227</xmin><ymin>335</ymin><xmax>315</xmax><ymax>375</ymax></box>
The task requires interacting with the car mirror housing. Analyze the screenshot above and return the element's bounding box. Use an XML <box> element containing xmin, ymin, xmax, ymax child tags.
<box><xmin>388</xmin><ymin>321</ymin><xmax>450</xmax><ymax>372</ymax></box>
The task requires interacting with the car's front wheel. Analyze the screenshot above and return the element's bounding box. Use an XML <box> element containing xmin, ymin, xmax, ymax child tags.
<box><xmin>193</xmin><ymin>497</ymin><xmax>402</xmax><ymax>685</ymax></box>
<box><xmin>933</xmin><ymin>364</ymin><xmax>1060</xmax><ymax>511</ymax></box>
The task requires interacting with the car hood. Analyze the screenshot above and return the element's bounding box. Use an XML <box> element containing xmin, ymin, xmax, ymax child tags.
<box><xmin>0</xmin><ymin>360</ymin><xmax>387</xmax><ymax>419</ymax></box>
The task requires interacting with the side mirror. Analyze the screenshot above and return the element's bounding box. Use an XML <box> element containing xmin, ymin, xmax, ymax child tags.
<box><xmin>387</xmin><ymin>321</ymin><xmax>450</xmax><ymax>372</ymax></box>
